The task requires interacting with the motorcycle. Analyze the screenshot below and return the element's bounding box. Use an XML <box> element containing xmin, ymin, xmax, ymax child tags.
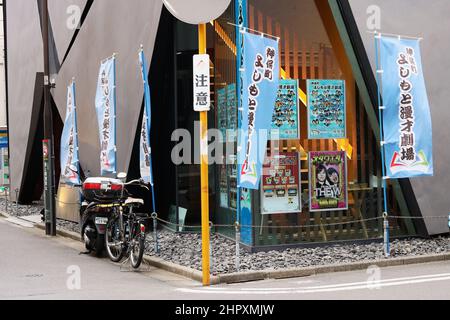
<box><xmin>70</xmin><ymin>165</ymin><xmax>149</xmax><ymax>268</ymax></box>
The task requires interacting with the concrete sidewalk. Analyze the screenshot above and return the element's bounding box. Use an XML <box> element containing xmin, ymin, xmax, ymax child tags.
<box><xmin>2</xmin><ymin>209</ymin><xmax>449</xmax><ymax>285</ymax></box>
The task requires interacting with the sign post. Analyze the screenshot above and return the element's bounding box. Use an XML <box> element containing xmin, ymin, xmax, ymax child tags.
<box><xmin>163</xmin><ymin>0</ymin><xmax>231</xmax><ymax>287</ymax></box>
<box><xmin>196</xmin><ymin>26</ymin><xmax>211</xmax><ymax>286</ymax></box>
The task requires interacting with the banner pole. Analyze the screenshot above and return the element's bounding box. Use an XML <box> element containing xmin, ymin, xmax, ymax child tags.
<box><xmin>198</xmin><ymin>23</ymin><xmax>210</xmax><ymax>287</ymax></box>
<box><xmin>374</xmin><ymin>33</ymin><xmax>390</xmax><ymax>257</ymax></box>
<box><xmin>235</xmin><ymin>0</ymin><xmax>247</xmax><ymax>271</ymax></box>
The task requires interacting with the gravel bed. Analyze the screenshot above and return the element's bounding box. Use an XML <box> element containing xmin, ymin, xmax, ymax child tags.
<box><xmin>0</xmin><ymin>198</ymin><xmax>80</xmax><ymax>233</ymax></box>
<box><xmin>0</xmin><ymin>198</ymin><xmax>44</xmax><ymax>217</ymax></box>
<box><xmin>144</xmin><ymin>229</ymin><xmax>450</xmax><ymax>275</ymax></box>
<box><xmin>2</xmin><ymin>198</ymin><xmax>449</xmax><ymax>275</ymax></box>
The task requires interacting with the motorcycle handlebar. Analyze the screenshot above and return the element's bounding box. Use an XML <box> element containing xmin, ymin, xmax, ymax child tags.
<box><xmin>123</xmin><ymin>179</ymin><xmax>150</xmax><ymax>190</ymax></box>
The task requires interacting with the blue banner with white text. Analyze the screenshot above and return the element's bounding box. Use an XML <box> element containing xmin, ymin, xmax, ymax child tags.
<box><xmin>238</xmin><ymin>32</ymin><xmax>280</xmax><ymax>189</ymax></box>
<box><xmin>139</xmin><ymin>50</ymin><xmax>154</xmax><ymax>185</ymax></box>
<box><xmin>380</xmin><ymin>36</ymin><xmax>433</xmax><ymax>178</ymax></box>
<box><xmin>95</xmin><ymin>57</ymin><xmax>117</xmax><ymax>176</ymax></box>
<box><xmin>60</xmin><ymin>82</ymin><xmax>80</xmax><ymax>185</ymax></box>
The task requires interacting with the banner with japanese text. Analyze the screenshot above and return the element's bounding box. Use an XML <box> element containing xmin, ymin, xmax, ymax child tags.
<box><xmin>95</xmin><ymin>56</ymin><xmax>117</xmax><ymax>176</ymax></box>
<box><xmin>60</xmin><ymin>81</ymin><xmax>80</xmax><ymax>185</ymax></box>
<box><xmin>379</xmin><ymin>36</ymin><xmax>433</xmax><ymax>178</ymax></box>
<box><xmin>238</xmin><ymin>31</ymin><xmax>280</xmax><ymax>189</ymax></box>
<box><xmin>139</xmin><ymin>50</ymin><xmax>154</xmax><ymax>185</ymax></box>
<box><xmin>309</xmin><ymin>151</ymin><xmax>348</xmax><ymax>212</ymax></box>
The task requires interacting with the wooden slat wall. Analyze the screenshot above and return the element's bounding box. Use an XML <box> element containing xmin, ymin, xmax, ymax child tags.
<box><xmin>242</xmin><ymin>1</ymin><xmax>406</xmax><ymax>245</ymax></box>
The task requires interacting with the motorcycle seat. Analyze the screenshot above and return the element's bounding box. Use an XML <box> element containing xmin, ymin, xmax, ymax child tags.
<box><xmin>125</xmin><ymin>197</ymin><xmax>144</xmax><ymax>207</ymax></box>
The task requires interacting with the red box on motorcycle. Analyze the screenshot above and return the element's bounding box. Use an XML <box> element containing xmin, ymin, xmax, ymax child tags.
<box><xmin>82</xmin><ymin>177</ymin><xmax>124</xmax><ymax>203</ymax></box>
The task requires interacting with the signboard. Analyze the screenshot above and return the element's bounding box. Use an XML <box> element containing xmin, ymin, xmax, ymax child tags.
<box><xmin>228</xmin><ymin>155</ymin><xmax>237</xmax><ymax>209</ymax></box>
<box><xmin>95</xmin><ymin>56</ymin><xmax>117</xmax><ymax>175</ymax></box>
<box><xmin>0</xmin><ymin>130</ymin><xmax>8</xmax><ymax>149</ymax></box>
<box><xmin>219</xmin><ymin>163</ymin><xmax>228</xmax><ymax>208</ymax></box>
<box><xmin>163</xmin><ymin>0</ymin><xmax>231</xmax><ymax>25</ymax></box>
<box><xmin>217</xmin><ymin>88</ymin><xmax>227</xmax><ymax>142</ymax></box>
<box><xmin>139</xmin><ymin>49</ymin><xmax>155</xmax><ymax>185</ymax></box>
<box><xmin>309</xmin><ymin>151</ymin><xmax>348</xmax><ymax>212</ymax></box>
<box><xmin>307</xmin><ymin>79</ymin><xmax>346</xmax><ymax>139</ymax></box>
<box><xmin>379</xmin><ymin>36</ymin><xmax>433</xmax><ymax>178</ymax></box>
<box><xmin>60</xmin><ymin>82</ymin><xmax>80</xmax><ymax>185</ymax></box>
<box><xmin>238</xmin><ymin>31</ymin><xmax>280</xmax><ymax>189</ymax></box>
<box><xmin>261</xmin><ymin>152</ymin><xmax>301</xmax><ymax>214</ymax></box>
<box><xmin>226</xmin><ymin>84</ymin><xmax>237</xmax><ymax>143</ymax></box>
<box><xmin>193</xmin><ymin>54</ymin><xmax>211</xmax><ymax>112</ymax></box>
<box><xmin>270</xmin><ymin>79</ymin><xmax>300</xmax><ymax>140</ymax></box>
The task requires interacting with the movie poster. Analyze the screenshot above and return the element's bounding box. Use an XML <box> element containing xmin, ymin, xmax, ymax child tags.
<box><xmin>309</xmin><ymin>151</ymin><xmax>348</xmax><ymax>212</ymax></box>
<box><xmin>226</xmin><ymin>84</ymin><xmax>237</xmax><ymax>143</ymax></box>
<box><xmin>270</xmin><ymin>79</ymin><xmax>300</xmax><ymax>140</ymax></box>
<box><xmin>217</xmin><ymin>88</ymin><xmax>227</xmax><ymax>143</ymax></box>
<box><xmin>261</xmin><ymin>152</ymin><xmax>301</xmax><ymax>214</ymax></box>
<box><xmin>307</xmin><ymin>79</ymin><xmax>346</xmax><ymax>139</ymax></box>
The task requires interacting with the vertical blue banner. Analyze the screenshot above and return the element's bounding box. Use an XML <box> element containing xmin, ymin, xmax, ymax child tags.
<box><xmin>379</xmin><ymin>36</ymin><xmax>433</xmax><ymax>178</ymax></box>
<box><xmin>238</xmin><ymin>31</ymin><xmax>280</xmax><ymax>190</ymax></box>
<box><xmin>235</xmin><ymin>0</ymin><xmax>252</xmax><ymax>245</ymax></box>
<box><xmin>95</xmin><ymin>56</ymin><xmax>117</xmax><ymax>176</ymax></box>
<box><xmin>139</xmin><ymin>49</ymin><xmax>154</xmax><ymax>186</ymax></box>
<box><xmin>60</xmin><ymin>81</ymin><xmax>80</xmax><ymax>185</ymax></box>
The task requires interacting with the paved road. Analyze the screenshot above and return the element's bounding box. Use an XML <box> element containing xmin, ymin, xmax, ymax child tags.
<box><xmin>1</xmin><ymin>216</ymin><xmax>450</xmax><ymax>300</ymax></box>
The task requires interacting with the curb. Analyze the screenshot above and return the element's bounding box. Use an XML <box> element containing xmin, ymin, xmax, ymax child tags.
<box><xmin>2</xmin><ymin>212</ymin><xmax>449</xmax><ymax>285</ymax></box>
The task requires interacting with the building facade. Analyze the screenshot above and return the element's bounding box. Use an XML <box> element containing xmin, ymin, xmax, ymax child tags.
<box><xmin>5</xmin><ymin>0</ymin><xmax>450</xmax><ymax>250</ymax></box>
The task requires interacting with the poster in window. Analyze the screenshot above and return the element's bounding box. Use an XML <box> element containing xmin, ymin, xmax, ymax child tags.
<box><xmin>219</xmin><ymin>162</ymin><xmax>228</xmax><ymax>208</ymax></box>
<box><xmin>228</xmin><ymin>155</ymin><xmax>237</xmax><ymax>209</ymax></box>
<box><xmin>270</xmin><ymin>79</ymin><xmax>300</xmax><ymax>140</ymax></box>
<box><xmin>307</xmin><ymin>79</ymin><xmax>346</xmax><ymax>139</ymax></box>
<box><xmin>261</xmin><ymin>152</ymin><xmax>301</xmax><ymax>214</ymax></box>
<box><xmin>309</xmin><ymin>151</ymin><xmax>348</xmax><ymax>212</ymax></box>
<box><xmin>217</xmin><ymin>88</ymin><xmax>227</xmax><ymax>143</ymax></box>
<box><xmin>226</xmin><ymin>84</ymin><xmax>237</xmax><ymax>143</ymax></box>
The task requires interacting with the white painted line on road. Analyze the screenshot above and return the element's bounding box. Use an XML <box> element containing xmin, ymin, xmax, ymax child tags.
<box><xmin>175</xmin><ymin>274</ymin><xmax>450</xmax><ymax>295</ymax></box>
<box><xmin>242</xmin><ymin>272</ymin><xmax>450</xmax><ymax>291</ymax></box>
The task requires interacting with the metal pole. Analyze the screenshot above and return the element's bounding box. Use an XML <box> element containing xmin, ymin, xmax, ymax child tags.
<box><xmin>42</xmin><ymin>0</ymin><xmax>56</xmax><ymax>236</ymax></box>
<box><xmin>235</xmin><ymin>221</ymin><xmax>240</xmax><ymax>272</ymax></box>
<box><xmin>198</xmin><ymin>23</ymin><xmax>210</xmax><ymax>287</ymax></box>
<box><xmin>374</xmin><ymin>33</ymin><xmax>389</xmax><ymax>254</ymax></box>
<box><xmin>151</xmin><ymin>212</ymin><xmax>159</xmax><ymax>253</ymax></box>
<box><xmin>383</xmin><ymin>213</ymin><xmax>390</xmax><ymax>257</ymax></box>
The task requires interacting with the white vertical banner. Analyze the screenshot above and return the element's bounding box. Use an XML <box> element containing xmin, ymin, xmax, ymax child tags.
<box><xmin>193</xmin><ymin>54</ymin><xmax>211</xmax><ymax>112</ymax></box>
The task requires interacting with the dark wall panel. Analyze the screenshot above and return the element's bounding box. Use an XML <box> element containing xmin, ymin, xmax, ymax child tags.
<box><xmin>53</xmin><ymin>0</ymin><xmax>163</xmax><ymax>177</ymax></box>
<box><xmin>349</xmin><ymin>0</ymin><xmax>450</xmax><ymax>235</ymax></box>
<box><xmin>48</xmin><ymin>0</ymin><xmax>88</xmax><ymax>63</ymax></box>
<box><xmin>6</xmin><ymin>0</ymin><xmax>44</xmax><ymax>201</ymax></box>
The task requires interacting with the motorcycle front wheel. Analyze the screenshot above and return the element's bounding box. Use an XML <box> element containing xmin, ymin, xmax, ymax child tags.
<box><xmin>105</xmin><ymin>216</ymin><xmax>124</xmax><ymax>262</ymax></box>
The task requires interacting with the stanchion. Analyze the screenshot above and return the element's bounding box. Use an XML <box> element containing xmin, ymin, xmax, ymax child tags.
<box><xmin>235</xmin><ymin>221</ymin><xmax>240</xmax><ymax>272</ymax></box>
<box><xmin>209</xmin><ymin>222</ymin><xmax>213</xmax><ymax>274</ymax></box>
<box><xmin>383</xmin><ymin>212</ymin><xmax>390</xmax><ymax>257</ymax></box>
<box><xmin>15</xmin><ymin>188</ymin><xmax>18</xmax><ymax>211</ymax></box>
<box><xmin>151</xmin><ymin>212</ymin><xmax>159</xmax><ymax>253</ymax></box>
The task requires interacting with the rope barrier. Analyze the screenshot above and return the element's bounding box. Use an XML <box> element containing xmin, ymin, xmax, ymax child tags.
<box><xmin>154</xmin><ymin>215</ymin><xmax>449</xmax><ymax>231</ymax></box>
